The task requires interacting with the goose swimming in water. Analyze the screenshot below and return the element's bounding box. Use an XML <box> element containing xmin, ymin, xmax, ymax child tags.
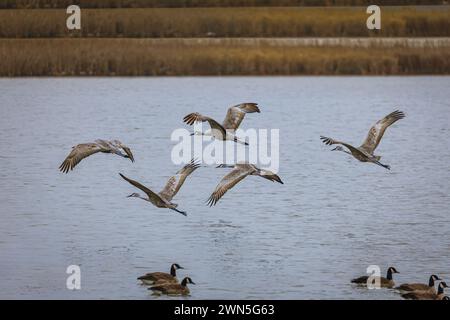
<box><xmin>351</xmin><ymin>266</ymin><xmax>399</xmax><ymax>288</ymax></box>
<box><xmin>183</xmin><ymin>103</ymin><xmax>260</xmax><ymax>145</ymax></box>
<box><xmin>138</xmin><ymin>263</ymin><xmax>184</xmax><ymax>285</ymax></box>
<box><xmin>402</xmin><ymin>281</ymin><xmax>449</xmax><ymax>300</ymax></box>
<box><xmin>396</xmin><ymin>274</ymin><xmax>441</xmax><ymax>293</ymax></box>
<box><xmin>207</xmin><ymin>163</ymin><xmax>283</xmax><ymax>206</ymax></box>
<box><xmin>321</xmin><ymin>110</ymin><xmax>405</xmax><ymax>170</ymax></box>
<box><xmin>149</xmin><ymin>277</ymin><xmax>195</xmax><ymax>296</ymax></box>
<box><xmin>59</xmin><ymin>139</ymin><xmax>134</xmax><ymax>173</ymax></box>
<box><xmin>120</xmin><ymin>159</ymin><xmax>200</xmax><ymax>216</ymax></box>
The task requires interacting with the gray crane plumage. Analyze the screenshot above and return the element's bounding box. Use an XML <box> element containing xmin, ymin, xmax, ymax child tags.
<box><xmin>183</xmin><ymin>103</ymin><xmax>260</xmax><ymax>145</ymax></box>
<box><xmin>207</xmin><ymin>163</ymin><xmax>283</xmax><ymax>206</ymax></box>
<box><xmin>59</xmin><ymin>139</ymin><xmax>134</xmax><ymax>173</ymax></box>
<box><xmin>320</xmin><ymin>110</ymin><xmax>405</xmax><ymax>170</ymax></box>
<box><xmin>119</xmin><ymin>159</ymin><xmax>200</xmax><ymax>216</ymax></box>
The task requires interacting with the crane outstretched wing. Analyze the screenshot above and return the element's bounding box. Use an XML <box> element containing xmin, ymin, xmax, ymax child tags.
<box><xmin>159</xmin><ymin>159</ymin><xmax>201</xmax><ymax>201</ymax></box>
<box><xmin>222</xmin><ymin>103</ymin><xmax>260</xmax><ymax>131</ymax></box>
<box><xmin>59</xmin><ymin>143</ymin><xmax>103</xmax><ymax>173</ymax></box>
<box><xmin>320</xmin><ymin>136</ymin><xmax>365</xmax><ymax>154</ymax></box>
<box><xmin>183</xmin><ymin>112</ymin><xmax>227</xmax><ymax>138</ymax></box>
<box><xmin>360</xmin><ymin>110</ymin><xmax>405</xmax><ymax>154</ymax></box>
<box><xmin>119</xmin><ymin>173</ymin><xmax>165</xmax><ymax>204</ymax></box>
<box><xmin>206</xmin><ymin>166</ymin><xmax>255</xmax><ymax>206</ymax></box>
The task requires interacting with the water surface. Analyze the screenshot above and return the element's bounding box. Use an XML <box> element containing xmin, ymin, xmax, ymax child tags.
<box><xmin>0</xmin><ymin>77</ymin><xmax>449</xmax><ymax>299</ymax></box>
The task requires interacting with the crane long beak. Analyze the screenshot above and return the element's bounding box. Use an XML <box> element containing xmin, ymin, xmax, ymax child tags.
<box><xmin>274</xmin><ymin>175</ymin><xmax>284</xmax><ymax>184</ymax></box>
<box><xmin>122</xmin><ymin>147</ymin><xmax>135</xmax><ymax>162</ymax></box>
<box><xmin>171</xmin><ymin>208</ymin><xmax>187</xmax><ymax>216</ymax></box>
<box><xmin>374</xmin><ymin>160</ymin><xmax>390</xmax><ymax>170</ymax></box>
<box><xmin>268</xmin><ymin>174</ymin><xmax>284</xmax><ymax>184</ymax></box>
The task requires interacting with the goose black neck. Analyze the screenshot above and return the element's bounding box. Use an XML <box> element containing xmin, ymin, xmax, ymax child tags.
<box><xmin>386</xmin><ymin>269</ymin><xmax>393</xmax><ymax>280</ymax></box>
<box><xmin>438</xmin><ymin>284</ymin><xmax>445</xmax><ymax>295</ymax></box>
<box><xmin>170</xmin><ymin>265</ymin><xmax>177</xmax><ymax>277</ymax></box>
<box><xmin>429</xmin><ymin>276</ymin><xmax>435</xmax><ymax>287</ymax></box>
<box><xmin>181</xmin><ymin>278</ymin><xmax>188</xmax><ymax>286</ymax></box>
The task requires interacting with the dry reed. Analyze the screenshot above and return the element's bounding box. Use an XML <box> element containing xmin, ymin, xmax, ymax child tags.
<box><xmin>0</xmin><ymin>7</ymin><xmax>449</xmax><ymax>38</ymax></box>
<box><xmin>1</xmin><ymin>38</ymin><xmax>449</xmax><ymax>76</ymax></box>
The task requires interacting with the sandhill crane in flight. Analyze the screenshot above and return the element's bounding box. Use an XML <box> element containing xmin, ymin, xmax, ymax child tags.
<box><xmin>119</xmin><ymin>159</ymin><xmax>200</xmax><ymax>216</ymax></box>
<box><xmin>320</xmin><ymin>110</ymin><xmax>405</xmax><ymax>170</ymax></box>
<box><xmin>59</xmin><ymin>139</ymin><xmax>134</xmax><ymax>173</ymax></box>
<box><xmin>207</xmin><ymin>163</ymin><xmax>283</xmax><ymax>206</ymax></box>
<box><xmin>183</xmin><ymin>103</ymin><xmax>261</xmax><ymax>146</ymax></box>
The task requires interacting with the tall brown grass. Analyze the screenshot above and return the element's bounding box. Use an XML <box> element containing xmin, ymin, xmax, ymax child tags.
<box><xmin>1</xmin><ymin>7</ymin><xmax>449</xmax><ymax>38</ymax></box>
<box><xmin>0</xmin><ymin>0</ymin><xmax>444</xmax><ymax>9</ymax></box>
<box><xmin>1</xmin><ymin>38</ymin><xmax>448</xmax><ymax>76</ymax></box>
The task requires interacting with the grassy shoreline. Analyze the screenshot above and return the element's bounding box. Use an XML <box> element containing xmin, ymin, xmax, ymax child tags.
<box><xmin>1</xmin><ymin>38</ymin><xmax>448</xmax><ymax>76</ymax></box>
<box><xmin>1</xmin><ymin>7</ymin><xmax>449</xmax><ymax>38</ymax></box>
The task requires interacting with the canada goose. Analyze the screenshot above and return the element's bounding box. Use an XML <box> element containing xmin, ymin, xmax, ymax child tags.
<box><xmin>207</xmin><ymin>163</ymin><xmax>283</xmax><ymax>206</ymax></box>
<box><xmin>396</xmin><ymin>274</ymin><xmax>441</xmax><ymax>293</ymax></box>
<box><xmin>402</xmin><ymin>282</ymin><xmax>449</xmax><ymax>300</ymax></box>
<box><xmin>351</xmin><ymin>267</ymin><xmax>399</xmax><ymax>288</ymax></box>
<box><xmin>120</xmin><ymin>158</ymin><xmax>200</xmax><ymax>216</ymax></box>
<box><xmin>138</xmin><ymin>263</ymin><xmax>184</xmax><ymax>285</ymax></box>
<box><xmin>320</xmin><ymin>110</ymin><xmax>405</xmax><ymax>170</ymax></box>
<box><xmin>149</xmin><ymin>277</ymin><xmax>195</xmax><ymax>296</ymax></box>
<box><xmin>183</xmin><ymin>103</ymin><xmax>260</xmax><ymax>145</ymax></box>
<box><xmin>59</xmin><ymin>139</ymin><xmax>134</xmax><ymax>173</ymax></box>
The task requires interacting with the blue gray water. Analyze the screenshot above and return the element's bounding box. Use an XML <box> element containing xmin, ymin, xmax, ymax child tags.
<box><xmin>0</xmin><ymin>77</ymin><xmax>449</xmax><ymax>299</ymax></box>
